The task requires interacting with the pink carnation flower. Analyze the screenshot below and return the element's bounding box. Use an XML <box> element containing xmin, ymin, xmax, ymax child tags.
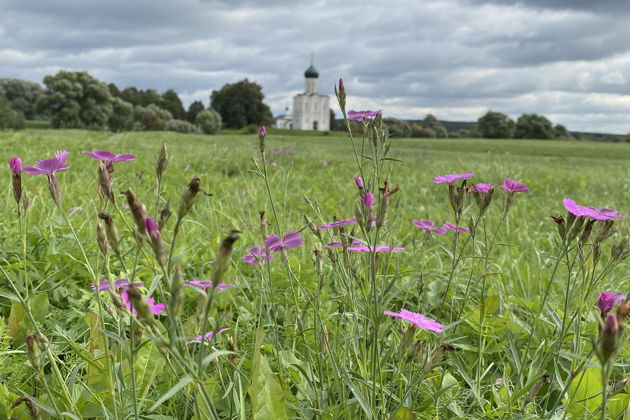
<box><xmin>563</xmin><ymin>199</ymin><xmax>625</xmax><ymax>221</ymax></box>
<box><xmin>186</xmin><ymin>328</ymin><xmax>229</xmax><ymax>344</ymax></box>
<box><xmin>470</xmin><ymin>183</ymin><xmax>493</xmax><ymax>194</ymax></box>
<box><xmin>412</xmin><ymin>219</ymin><xmax>447</xmax><ymax>235</ymax></box>
<box><xmin>497</xmin><ymin>178</ymin><xmax>529</xmax><ymax>193</ymax></box>
<box><xmin>384</xmin><ymin>309</ymin><xmax>444</xmax><ymax>333</ymax></box>
<box><xmin>318</xmin><ymin>218</ymin><xmax>357</xmax><ymax>230</ymax></box>
<box><xmin>83</xmin><ymin>149</ymin><xmax>136</xmax><ymax>163</ymax></box>
<box><xmin>347</xmin><ymin>110</ymin><xmax>381</xmax><ymax>121</ymax></box>
<box><xmin>598</xmin><ymin>291</ymin><xmax>626</xmax><ymax>316</ymax></box>
<box><xmin>444</xmin><ymin>222</ymin><xmax>469</xmax><ymax>233</ymax></box>
<box><xmin>23</xmin><ymin>151</ymin><xmax>70</xmax><ymax>175</ymax></box>
<box><xmin>433</xmin><ymin>172</ymin><xmax>474</xmax><ymax>184</ymax></box>
<box><xmin>184</xmin><ymin>281</ymin><xmax>236</xmax><ymax>291</ymax></box>
<box><xmin>242</xmin><ymin>246</ymin><xmax>273</xmax><ymax>265</ymax></box>
<box><xmin>121</xmin><ymin>290</ymin><xmax>166</xmax><ymax>315</ymax></box>
<box><xmin>264</xmin><ymin>232</ymin><xmax>304</xmax><ymax>252</ymax></box>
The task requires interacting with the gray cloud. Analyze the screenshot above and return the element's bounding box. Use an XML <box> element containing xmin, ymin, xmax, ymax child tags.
<box><xmin>1</xmin><ymin>0</ymin><xmax>630</xmax><ymax>133</ymax></box>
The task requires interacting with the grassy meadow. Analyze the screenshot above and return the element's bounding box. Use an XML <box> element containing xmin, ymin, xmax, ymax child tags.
<box><xmin>1</xmin><ymin>128</ymin><xmax>630</xmax><ymax>419</ymax></box>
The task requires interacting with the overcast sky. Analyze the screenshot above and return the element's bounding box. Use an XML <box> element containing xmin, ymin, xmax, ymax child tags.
<box><xmin>2</xmin><ymin>0</ymin><xmax>630</xmax><ymax>133</ymax></box>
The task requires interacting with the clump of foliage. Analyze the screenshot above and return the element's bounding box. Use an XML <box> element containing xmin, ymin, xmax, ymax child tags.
<box><xmin>210</xmin><ymin>78</ymin><xmax>273</xmax><ymax>129</ymax></box>
<box><xmin>196</xmin><ymin>109</ymin><xmax>222</xmax><ymax>134</ymax></box>
<box><xmin>164</xmin><ymin>118</ymin><xmax>201</xmax><ymax>134</ymax></box>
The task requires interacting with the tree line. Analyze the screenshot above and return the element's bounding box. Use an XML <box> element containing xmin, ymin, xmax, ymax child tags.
<box><xmin>0</xmin><ymin>71</ymin><xmax>275</xmax><ymax>133</ymax></box>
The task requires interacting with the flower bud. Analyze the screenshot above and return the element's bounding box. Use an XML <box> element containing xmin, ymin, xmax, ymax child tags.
<box><xmin>98</xmin><ymin>212</ymin><xmax>120</xmax><ymax>256</ymax></box>
<box><xmin>594</xmin><ymin>220</ymin><xmax>616</xmax><ymax>247</ymax></box>
<box><xmin>97</xmin><ymin>161</ymin><xmax>114</xmax><ymax>203</ymax></box>
<box><xmin>354</xmin><ymin>177</ymin><xmax>364</xmax><ymax>190</ymax></box>
<box><xmin>126</xmin><ymin>285</ymin><xmax>155</xmax><ymax>327</ymax></box>
<box><xmin>159</xmin><ymin>201</ymin><xmax>172</xmax><ymax>230</ymax></box>
<box><xmin>227</xmin><ymin>336</ymin><xmax>239</xmax><ymax>364</ymax></box>
<box><xmin>169</xmin><ymin>264</ymin><xmax>185</xmax><ymax>317</ymax></box>
<box><xmin>362</xmin><ymin>192</ymin><xmax>375</xmax><ymax>209</ymax></box>
<box><xmin>25</xmin><ymin>333</ymin><xmax>43</xmax><ymax>377</ymax></box>
<box><xmin>304</xmin><ymin>214</ymin><xmax>321</xmax><ymax>239</ymax></box>
<box><xmin>155</xmin><ymin>143</ymin><xmax>168</xmax><ymax>185</ymax></box>
<box><xmin>144</xmin><ymin>217</ymin><xmax>167</xmax><ymax>269</ymax></box>
<box><xmin>47</xmin><ymin>173</ymin><xmax>62</xmax><ymax>209</ymax></box>
<box><xmin>601</xmin><ymin>314</ymin><xmax>620</xmax><ymax>363</ymax></box>
<box><xmin>178</xmin><ymin>177</ymin><xmax>201</xmax><ymax>220</ymax></box>
<box><xmin>212</xmin><ymin>230</ymin><xmax>240</xmax><ymax>287</ymax></box>
<box><xmin>96</xmin><ymin>222</ymin><xmax>108</xmax><ymax>256</ymax></box>
<box><xmin>258</xmin><ymin>126</ymin><xmax>267</xmax><ymax>153</ymax></box>
<box><xmin>579</xmin><ymin>219</ymin><xmax>595</xmax><ymax>245</ymax></box>
<box><xmin>122</xmin><ymin>188</ymin><xmax>148</xmax><ymax>234</ymax></box>
<box><xmin>551</xmin><ymin>216</ymin><xmax>566</xmax><ymax>240</ymax></box>
<box><xmin>335</xmin><ymin>79</ymin><xmax>346</xmax><ymax>114</ymax></box>
<box><xmin>8</xmin><ymin>156</ymin><xmax>22</xmax><ymax>208</ymax></box>
<box><xmin>23</xmin><ymin>192</ymin><xmax>30</xmax><ymax>214</ymax></box>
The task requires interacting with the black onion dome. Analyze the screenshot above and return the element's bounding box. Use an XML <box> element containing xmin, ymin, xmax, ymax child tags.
<box><xmin>304</xmin><ymin>65</ymin><xmax>319</xmax><ymax>78</ymax></box>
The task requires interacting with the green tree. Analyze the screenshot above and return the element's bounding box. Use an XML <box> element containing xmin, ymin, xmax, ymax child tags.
<box><xmin>554</xmin><ymin>123</ymin><xmax>572</xmax><ymax>139</ymax></box>
<box><xmin>160</xmin><ymin>89</ymin><xmax>186</xmax><ymax>120</ymax></box>
<box><xmin>36</xmin><ymin>71</ymin><xmax>113</xmax><ymax>129</ymax></box>
<box><xmin>186</xmin><ymin>100</ymin><xmax>205</xmax><ymax>123</ymax></box>
<box><xmin>108</xmin><ymin>97</ymin><xmax>134</xmax><ymax>131</ymax></box>
<box><xmin>423</xmin><ymin>114</ymin><xmax>448</xmax><ymax>138</ymax></box>
<box><xmin>329</xmin><ymin>109</ymin><xmax>337</xmax><ymax>131</ymax></box>
<box><xmin>210</xmin><ymin>79</ymin><xmax>273</xmax><ymax>129</ymax></box>
<box><xmin>133</xmin><ymin>104</ymin><xmax>172</xmax><ymax>131</ymax></box>
<box><xmin>140</xmin><ymin>89</ymin><xmax>162</xmax><ymax>107</ymax></box>
<box><xmin>383</xmin><ymin>117</ymin><xmax>411</xmax><ymax>138</ymax></box>
<box><xmin>0</xmin><ymin>78</ymin><xmax>45</xmax><ymax>119</ymax></box>
<box><xmin>196</xmin><ymin>109</ymin><xmax>222</xmax><ymax>134</ymax></box>
<box><xmin>0</xmin><ymin>90</ymin><xmax>25</xmax><ymax>129</ymax></box>
<box><xmin>514</xmin><ymin>114</ymin><xmax>555</xmax><ymax>139</ymax></box>
<box><xmin>120</xmin><ymin>87</ymin><xmax>141</xmax><ymax>106</ymax></box>
<box><xmin>108</xmin><ymin>83</ymin><xmax>121</xmax><ymax>98</ymax></box>
<box><xmin>477</xmin><ymin>111</ymin><xmax>515</xmax><ymax>139</ymax></box>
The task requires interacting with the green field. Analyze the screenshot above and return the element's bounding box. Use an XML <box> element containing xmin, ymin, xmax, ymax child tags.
<box><xmin>1</xmin><ymin>128</ymin><xmax>629</xmax><ymax>419</ymax></box>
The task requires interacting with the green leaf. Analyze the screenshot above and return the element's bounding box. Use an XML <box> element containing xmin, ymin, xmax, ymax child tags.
<box><xmin>484</xmin><ymin>295</ymin><xmax>501</xmax><ymax>316</ymax></box>
<box><xmin>607</xmin><ymin>393</ymin><xmax>630</xmax><ymax>419</ymax></box>
<box><xmin>150</xmin><ymin>375</ymin><xmax>193</xmax><ymax>411</ymax></box>
<box><xmin>134</xmin><ymin>339</ymin><xmax>166</xmax><ymax>400</ymax></box>
<box><xmin>8</xmin><ymin>292</ymin><xmax>49</xmax><ymax>346</ymax></box>
<box><xmin>565</xmin><ymin>366</ymin><xmax>602</xmax><ymax>418</ymax></box>
<box><xmin>390</xmin><ymin>406</ymin><xmax>416</xmax><ymax>420</ymax></box>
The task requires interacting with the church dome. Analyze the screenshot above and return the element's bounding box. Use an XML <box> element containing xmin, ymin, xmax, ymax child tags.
<box><xmin>304</xmin><ymin>64</ymin><xmax>319</xmax><ymax>78</ymax></box>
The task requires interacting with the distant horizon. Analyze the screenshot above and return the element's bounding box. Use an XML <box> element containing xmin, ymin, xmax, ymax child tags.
<box><xmin>2</xmin><ymin>0</ymin><xmax>630</xmax><ymax>134</ymax></box>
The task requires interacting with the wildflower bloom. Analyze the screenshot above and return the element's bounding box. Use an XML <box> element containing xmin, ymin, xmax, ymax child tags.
<box><xmin>470</xmin><ymin>183</ymin><xmax>493</xmax><ymax>194</ymax></box>
<box><xmin>362</xmin><ymin>192</ymin><xmax>375</xmax><ymax>209</ymax></box>
<box><xmin>354</xmin><ymin>177</ymin><xmax>364</xmax><ymax>190</ymax></box>
<box><xmin>347</xmin><ymin>245</ymin><xmax>405</xmax><ymax>253</ymax></box>
<box><xmin>83</xmin><ymin>149</ymin><xmax>136</xmax><ymax>163</ymax></box>
<box><xmin>598</xmin><ymin>292</ymin><xmax>626</xmax><ymax>317</ymax></box>
<box><xmin>186</xmin><ymin>328</ymin><xmax>229</xmax><ymax>344</ymax></box>
<box><xmin>144</xmin><ymin>217</ymin><xmax>160</xmax><ymax>240</ymax></box>
<box><xmin>91</xmin><ymin>279</ymin><xmax>144</xmax><ymax>292</ymax></box>
<box><xmin>563</xmin><ymin>199</ymin><xmax>625</xmax><ymax>221</ymax></box>
<box><xmin>444</xmin><ymin>222</ymin><xmax>469</xmax><ymax>233</ymax></box>
<box><xmin>325</xmin><ymin>239</ymin><xmax>364</xmax><ymax>248</ymax></box>
<box><xmin>23</xmin><ymin>151</ymin><xmax>71</xmax><ymax>175</ymax></box>
<box><xmin>264</xmin><ymin>232</ymin><xmax>304</xmax><ymax>252</ymax></box>
<box><xmin>318</xmin><ymin>218</ymin><xmax>357</xmax><ymax>230</ymax></box>
<box><xmin>433</xmin><ymin>172</ymin><xmax>474</xmax><ymax>184</ymax></box>
<box><xmin>347</xmin><ymin>110</ymin><xmax>381</xmax><ymax>121</ymax></box>
<box><xmin>259</xmin><ymin>126</ymin><xmax>267</xmax><ymax>138</ymax></box>
<box><xmin>121</xmin><ymin>290</ymin><xmax>166</xmax><ymax>315</ymax></box>
<box><xmin>384</xmin><ymin>309</ymin><xmax>444</xmax><ymax>333</ymax></box>
<box><xmin>412</xmin><ymin>219</ymin><xmax>447</xmax><ymax>235</ymax></box>
<box><xmin>498</xmin><ymin>178</ymin><xmax>529</xmax><ymax>193</ymax></box>
<box><xmin>242</xmin><ymin>246</ymin><xmax>273</xmax><ymax>265</ymax></box>
<box><xmin>184</xmin><ymin>281</ymin><xmax>236</xmax><ymax>291</ymax></box>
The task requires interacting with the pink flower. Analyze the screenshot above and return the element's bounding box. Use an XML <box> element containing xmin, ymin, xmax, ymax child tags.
<box><xmin>362</xmin><ymin>192</ymin><xmax>375</xmax><ymax>208</ymax></box>
<box><xmin>184</xmin><ymin>281</ymin><xmax>236</xmax><ymax>291</ymax></box>
<box><xmin>144</xmin><ymin>217</ymin><xmax>160</xmax><ymax>239</ymax></box>
<box><xmin>264</xmin><ymin>232</ymin><xmax>304</xmax><ymax>252</ymax></box>
<box><xmin>83</xmin><ymin>149</ymin><xmax>136</xmax><ymax>163</ymax></box>
<box><xmin>23</xmin><ymin>151</ymin><xmax>70</xmax><ymax>175</ymax></box>
<box><xmin>271</xmin><ymin>162</ymin><xmax>277</xmax><ymax>167</ymax></box>
<box><xmin>318</xmin><ymin>218</ymin><xmax>357</xmax><ymax>230</ymax></box>
<box><xmin>121</xmin><ymin>290</ymin><xmax>165</xmax><ymax>315</ymax></box>
<box><xmin>497</xmin><ymin>178</ymin><xmax>529</xmax><ymax>193</ymax></box>
<box><xmin>347</xmin><ymin>110</ymin><xmax>382</xmax><ymax>121</ymax></box>
<box><xmin>444</xmin><ymin>222</ymin><xmax>469</xmax><ymax>233</ymax></box>
<box><xmin>322</xmin><ymin>160</ymin><xmax>328</xmax><ymax>167</ymax></box>
<box><xmin>384</xmin><ymin>309</ymin><xmax>444</xmax><ymax>333</ymax></box>
<box><xmin>354</xmin><ymin>177</ymin><xmax>364</xmax><ymax>190</ymax></box>
<box><xmin>8</xmin><ymin>156</ymin><xmax>22</xmax><ymax>174</ymax></box>
<box><xmin>598</xmin><ymin>292</ymin><xmax>626</xmax><ymax>316</ymax></box>
<box><xmin>325</xmin><ymin>239</ymin><xmax>364</xmax><ymax>248</ymax></box>
<box><xmin>347</xmin><ymin>245</ymin><xmax>405</xmax><ymax>253</ymax></box>
<box><xmin>412</xmin><ymin>219</ymin><xmax>447</xmax><ymax>235</ymax></box>
<box><xmin>91</xmin><ymin>279</ymin><xmax>144</xmax><ymax>291</ymax></box>
<box><xmin>242</xmin><ymin>246</ymin><xmax>273</xmax><ymax>265</ymax></box>
<box><xmin>433</xmin><ymin>172</ymin><xmax>474</xmax><ymax>184</ymax></box>
<box><xmin>470</xmin><ymin>183</ymin><xmax>493</xmax><ymax>194</ymax></box>
<box><xmin>186</xmin><ymin>328</ymin><xmax>229</xmax><ymax>344</ymax></box>
<box><xmin>259</xmin><ymin>126</ymin><xmax>267</xmax><ymax>138</ymax></box>
<box><xmin>338</xmin><ymin>79</ymin><xmax>344</xmax><ymax>91</ymax></box>
<box><xmin>563</xmin><ymin>199</ymin><xmax>625</xmax><ymax>221</ymax></box>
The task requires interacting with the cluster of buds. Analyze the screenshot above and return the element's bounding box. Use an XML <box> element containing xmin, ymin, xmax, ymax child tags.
<box><xmin>375</xmin><ymin>179</ymin><xmax>399</xmax><ymax>229</ymax></box>
<box><xmin>469</xmin><ymin>183</ymin><xmax>495</xmax><ymax>217</ymax></box>
<box><xmin>145</xmin><ymin>217</ymin><xmax>167</xmax><ymax>270</ymax></box>
<box><xmin>177</xmin><ymin>177</ymin><xmax>201</xmax><ymax>220</ymax></box>
<box><xmin>96</xmin><ymin>222</ymin><xmax>108</xmax><ymax>256</ymax></box>
<box><xmin>354</xmin><ymin>177</ymin><xmax>377</xmax><ymax>232</ymax></box>
<box><xmin>122</xmin><ymin>188</ymin><xmax>148</xmax><ymax>235</ymax></box>
<box><xmin>448</xmin><ymin>180</ymin><xmax>468</xmax><ymax>223</ymax></box>
<box><xmin>611</xmin><ymin>236</ymin><xmax>630</xmax><ymax>262</ymax></box>
<box><xmin>25</xmin><ymin>333</ymin><xmax>47</xmax><ymax>378</ymax></box>
<box><xmin>126</xmin><ymin>284</ymin><xmax>156</xmax><ymax>328</ymax></box>
<box><xmin>47</xmin><ymin>173</ymin><xmax>63</xmax><ymax>209</ymax></box>
<box><xmin>98</xmin><ymin>212</ymin><xmax>121</xmax><ymax>257</ymax></box>
<box><xmin>155</xmin><ymin>143</ymin><xmax>168</xmax><ymax>187</ymax></box>
<box><xmin>597</xmin><ymin>292</ymin><xmax>630</xmax><ymax>364</ymax></box>
<box><xmin>334</xmin><ymin>79</ymin><xmax>346</xmax><ymax>115</ymax></box>
<box><xmin>258</xmin><ymin>126</ymin><xmax>266</xmax><ymax>154</ymax></box>
<box><xmin>552</xmin><ymin>213</ymin><xmax>619</xmax><ymax>255</ymax></box>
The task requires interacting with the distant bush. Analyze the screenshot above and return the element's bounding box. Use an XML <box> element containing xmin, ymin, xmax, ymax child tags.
<box><xmin>478</xmin><ymin>111</ymin><xmax>515</xmax><ymax>139</ymax></box>
<box><xmin>515</xmin><ymin>114</ymin><xmax>554</xmax><ymax>139</ymax></box>
<box><xmin>133</xmin><ymin>104</ymin><xmax>172</xmax><ymax>131</ymax></box>
<box><xmin>0</xmin><ymin>90</ymin><xmax>25</xmax><ymax>130</ymax></box>
<box><xmin>423</xmin><ymin>114</ymin><xmax>448</xmax><ymax>138</ymax></box>
<box><xmin>411</xmin><ymin>123</ymin><xmax>436</xmax><ymax>138</ymax></box>
<box><xmin>383</xmin><ymin>117</ymin><xmax>411</xmax><ymax>138</ymax></box>
<box><xmin>186</xmin><ymin>100</ymin><xmax>205</xmax><ymax>123</ymax></box>
<box><xmin>196</xmin><ymin>109</ymin><xmax>222</xmax><ymax>134</ymax></box>
<box><xmin>554</xmin><ymin>124</ymin><xmax>572</xmax><ymax>139</ymax></box>
<box><xmin>165</xmin><ymin>119</ymin><xmax>201</xmax><ymax>134</ymax></box>
<box><xmin>0</xmin><ymin>78</ymin><xmax>45</xmax><ymax>120</ymax></box>
<box><xmin>108</xmin><ymin>98</ymin><xmax>134</xmax><ymax>132</ymax></box>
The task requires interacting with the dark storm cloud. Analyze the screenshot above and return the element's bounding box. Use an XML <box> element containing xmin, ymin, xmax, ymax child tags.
<box><xmin>1</xmin><ymin>0</ymin><xmax>630</xmax><ymax>133</ymax></box>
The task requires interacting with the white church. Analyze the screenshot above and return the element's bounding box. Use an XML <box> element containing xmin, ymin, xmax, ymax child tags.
<box><xmin>274</xmin><ymin>59</ymin><xmax>330</xmax><ymax>132</ymax></box>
